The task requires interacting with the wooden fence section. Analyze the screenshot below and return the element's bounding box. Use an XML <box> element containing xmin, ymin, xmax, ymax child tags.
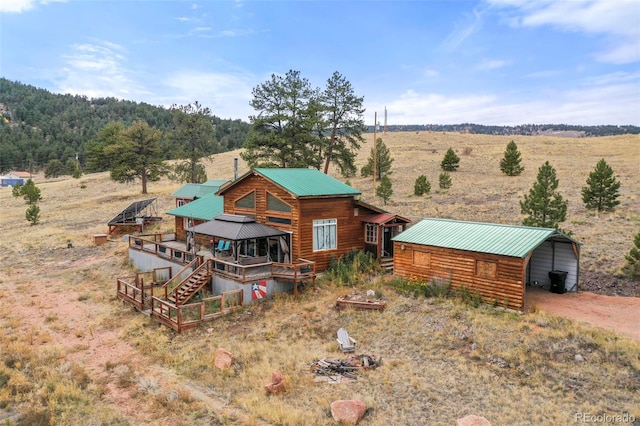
<box><xmin>116</xmin><ymin>268</ymin><xmax>174</xmax><ymax>311</ymax></box>
<box><xmin>150</xmin><ymin>289</ymin><xmax>243</xmax><ymax>332</ymax></box>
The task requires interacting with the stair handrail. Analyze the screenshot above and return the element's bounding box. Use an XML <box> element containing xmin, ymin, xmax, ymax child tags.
<box><xmin>154</xmin><ymin>256</ymin><xmax>203</xmax><ymax>300</ymax></box>
<box><xmin>170</xmin><ymin>258</ymin><xmax>213</xmax><ymax>305</ymax></box>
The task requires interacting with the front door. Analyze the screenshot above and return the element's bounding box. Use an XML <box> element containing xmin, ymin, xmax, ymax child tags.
<box><xmin>382</xmin><ymin>227</ymin><xmax>393</xmax><ymax>258</ymax></box>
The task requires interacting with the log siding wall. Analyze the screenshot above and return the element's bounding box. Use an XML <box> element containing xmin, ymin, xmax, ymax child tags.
<box><xmin>222</xmin><ymin>174</ymin><xmax>368</xmax><ymax>271</ymax></box>
<box><xmin>394</xmin><ymin>242</ymin><xmax>526</xmax><ymax>310</ymax></box>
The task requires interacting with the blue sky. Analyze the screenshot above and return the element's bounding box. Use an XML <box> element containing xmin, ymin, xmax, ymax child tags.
<box><xmin>1</xmin><ymin>0</ymin><xmax>639</xmax><ymax>126</ymax></box>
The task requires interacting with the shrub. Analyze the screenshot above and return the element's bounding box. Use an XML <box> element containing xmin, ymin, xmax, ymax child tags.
<box><xmin>414</xmin><ymin>175</ymin><xmax>431</xmax><ymax>196</ymax></box>
<box><xmin>323</xmin><ymin>249</ymin><xmax>381</xmax><ymax>287</ymax></box>
<box><xmin>439</xmin><ymin>172</ymin><xmax>452</xmax><ymax>189</ymax></box>
<box><xmin>440</xmin><ymin>148</ymin><xmax>460</xmax><ymax>171</ymax></box>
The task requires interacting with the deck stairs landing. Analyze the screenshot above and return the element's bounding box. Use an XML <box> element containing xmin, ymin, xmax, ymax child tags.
<box><xmin>381</xmin><ymin>257</ymin><xmax>394</xmax><ymax>273</ymax></box>
<box><xmin>168</xmin><ymin>268</ymin><xmax>211</xmax><ymax>305</ymax></box>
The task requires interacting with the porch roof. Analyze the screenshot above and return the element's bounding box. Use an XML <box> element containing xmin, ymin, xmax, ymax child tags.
<box><xmin>188</xmin><ymin>214</ymin><xmax>287</xmax><ymax>241</ymax></box>
<box><xmin>362</xmin><ymin>212</ymin><xmax>411</xmax><ymax>225</ymax></box>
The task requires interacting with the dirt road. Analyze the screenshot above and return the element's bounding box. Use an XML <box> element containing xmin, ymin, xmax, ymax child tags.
<box><xmin>525</xmin><ymin>287</ymin><xmax>640</xmax><ymax>342</ymax></box>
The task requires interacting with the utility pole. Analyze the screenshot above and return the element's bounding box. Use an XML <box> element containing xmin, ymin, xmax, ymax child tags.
<box><xmin>384</xmin><ymin>107</ymin><xmax>387</xmax><ymax>134</ymax></box>
<box><xmin>373</xmin><ymin>111</ymin><xmax>377</xmax><ymax>191</ymax></box>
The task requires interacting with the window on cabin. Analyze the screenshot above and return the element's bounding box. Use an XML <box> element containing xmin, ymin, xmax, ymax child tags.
<box><xmin>235</xmin><ymin>191</ymin><xmax>255</xmax><ymax>209</ymax></box>
<box><xmin>177</xmin><ymin>199</ymin><xmax>185</xmax><ymax>207</ymax></box>
<box><xmin>267</xmin><ymin>193</ymin><xmax>291</xmax><ymax>213</ymax></box>
<box><xmin>365</xmin><ymin>223</ymin><xmax>378</xmax><ymax>244</ymax></box>
<box><xmin>313</xmin><ymin>219</ymin><xmax>337</xmax><ymax>251</ymax></box>
<box><xmin>413</xmin><ymin>250</ymin><xmax>431</xmax><ymax>268</ymax></box>
<box><xmin>268</xmin><ymin>216</ymin><xmax>292</xmax><ymax>225</ymax></box>
<box><xmin>476</xmin><ymin>260</ymin><xmax>497</xmax><ymax>279</ymax></box>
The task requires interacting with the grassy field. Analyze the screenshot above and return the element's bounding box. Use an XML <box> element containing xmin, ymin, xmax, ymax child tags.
<box><xmin>0</xmin><ymin>131</ymin><xmax>638</xmax><ymax>425</ymax></box>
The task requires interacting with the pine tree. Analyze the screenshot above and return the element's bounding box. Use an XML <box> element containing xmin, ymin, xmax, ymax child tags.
<box><xmin>439</xmin><ymin>172</ymin><xmax>452</xmax><ymax>189</ymax></box>
<box><xmin>581</xmin><ymin>158</ymin><xmax>621</xmax><ymax>212</ymax></box>
<box><xmin>500</xmin><ymin>140</ymin><xmax>524</xmax><ymax>176</ymax></box>
<box><xmin>361</xmin><ymin>137</ymin><xmax>393</xmax><ymax>180</ymax></box>
<box><xmin>520</xmin><ymin>161</ymin><xmax>568</xmax><ymax>229</ymax></box>
<box><xmin>414</xmin><ymin>175</ymin><xmax>431</xmax><ymax>196</ymax></box>
<box><xmin>624</xmin><ymin>230</ymin><xmax>640</xmax><ymax>279</ymax></box>
<box><xmin>440</xmin><ymin>147</ymin><xmax>460</xmax><ymax>171</ymax></box>
<box><xmin>376</xmin><ymin>175</ymin><xmax>393</xmax><ymax>205</ymax></box>
<box><xmin>26</xmin><ymin>204</ymin><xmax>40</xmax><ymax>225</ymax></box>
<box><xmin>12</xmin><ymin>179</ymin><xmax>41</xmax><ymax>204</ymax></box>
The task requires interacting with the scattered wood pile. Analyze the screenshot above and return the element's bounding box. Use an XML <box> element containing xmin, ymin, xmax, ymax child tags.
<box><xmin>336</xmin><ymin>292</ymin><xmax>387</xmax><ymax>311</ymax></box>
<box><xmin>310</xmin><ymin>354</ymin><xmax>382</xmax><ymax>384</ymax></box>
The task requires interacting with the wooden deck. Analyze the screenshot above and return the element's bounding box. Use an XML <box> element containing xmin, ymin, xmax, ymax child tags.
<box><xmin>119</xmin><ymin>235</ymin><xmax>317</xmax><ymax>331</ymax></box>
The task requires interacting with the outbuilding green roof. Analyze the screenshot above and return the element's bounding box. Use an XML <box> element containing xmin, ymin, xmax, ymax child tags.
<box><xmin>166</xmin><ymin>194</ymin><xmax>224</xmax><ymax>221</ymax></box>
<box><xmin>171</xmin><ymin>180</ymin><xmax>229</xmax><ymax>199</ymax></box>
<box><xmin>253</xmin><ymin>168</ymin><xmax>360</xmax><ymax>197</ymax></box>
<box><xmin>392</xmin><ymin>218</ymin><xmax>576</xmax><ymax>258</ymax></box>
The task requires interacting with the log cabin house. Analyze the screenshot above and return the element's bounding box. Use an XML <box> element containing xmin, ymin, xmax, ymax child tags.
<box><xmin>216</xmin><ymin>168</ymin><xmax>410</xmax><ymax>271</ymax></box>
<box><xmin>118</xmin><ymin>168</ymin><xmax>409</xmax><ymax>332</ymax></box>
<box><xmin>392</xmin><ymin>218</ymin><xmax>580</xmax><ymax>311</ymax></box>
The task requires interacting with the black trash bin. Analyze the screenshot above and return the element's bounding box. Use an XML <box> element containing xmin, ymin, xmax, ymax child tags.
<box><xmin>548</xmin><ymin>270</ymin><xmax>568</xmax><ymax>294</ymax></box>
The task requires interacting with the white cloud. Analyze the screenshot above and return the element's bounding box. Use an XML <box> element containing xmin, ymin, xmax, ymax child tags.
<box><xmin>441</xmin><ymin>7</ymin><xmax>485</xmax><ymax>51</ymax></box>
<box><xmin>162</xmin><ymin>71</ymin><xmax>254</xmax><ymax>119</ymax></box>
<box><xmin>475</xmin><ymin>59</ymin><xmax>511</xmax><ymax>70</ymax></box>
<box><xmin>55</xmin><ymin>41</ymin><xmax>140</xmax><ymax>100</ymax></box>
<box><xmin>0</xmin><ymin>0</ymin><xmax>64</xmax><ymax>13</ymax></box>
<box><xmin>486</xmin><ymin>0</ymin><xmax>640</xmax><ymax>64</ymax></box>
<box><xmin>367</xmin><ymin>71</ymin><xmax>640</xmax><ymax>126</ymax></box>
<box><xmin>0</xmin><ymin>0</ymin><xmax>34</xmax><ymax>13</ymax></box>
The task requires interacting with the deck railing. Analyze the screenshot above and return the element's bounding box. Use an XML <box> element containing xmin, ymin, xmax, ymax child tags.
<box><xmin>153</xmin><ymin>256</ymin><xmax>205</xmax><ymax>301</ymax></box>
<box><xmin>116</xmin><ymin>268</ymin><xmax>174</xmax><ymax>310</ymax></box>
<box><xmin>129</xmin><ymin>235</ymin><xmax>196</xmax><ymax>265</ymax></box>
<box><xmin>212</xmin><ymin>257</ymin><xmax>316</xmax><ymax>283</ymax></box>
<box><xmin>150</xmin><ymin>289</ymin><xmax>243</xmax><ymax>332</ymax></box>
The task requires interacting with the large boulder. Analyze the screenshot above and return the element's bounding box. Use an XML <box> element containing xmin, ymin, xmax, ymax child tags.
<box><xmin>330</xmin><ymin>399</ymin><xmax>366</xmax><ymax>425</ymax></box>
<box><xmin>214</xmin><ymin>348</ymin><xmax>234</xmax><ymax>370</ymax></box>
<box><xmin>457</xmin><ymin>414</ymin><xmax>491</xmax><ymax>426</ymax></box>
<box><xmin>265</xmin><ymin>370</ymin><xmax>286</xmax><ymax>394</ymax></box>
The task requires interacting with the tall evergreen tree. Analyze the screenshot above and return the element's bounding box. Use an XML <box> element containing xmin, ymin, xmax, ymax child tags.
<box><xmin>361</xmin><ymin>138</ymin><xmax>393</xmax><ymax>180</ymax></box>
<box><xmin>319</xmin><ymin>71</ymin><xmax>366</xmax><ymax>176</ymax></box>
<box><xmin>500</xmin><ymin>140</ymin><xmax>524</xmax><ymax>176</ymax></box>
<box><xmin>440</xmin><ymin>147</ymin><xmax>460</xmax><ymax>171</ymax></box>
<box><xmin>242</xmin><ymin>70</ymin><xmax>319</xmax><ymax>168</ymax></box>
<box><xmin>105</xmin><ymin>120</ymin><xmax>165</xmax><ymax>194</ymax></box>
<box><xmin>581</xmin><ymin>158</ymin><xmax>621</xmax><ymax>212</ymax></box>
<box><xmin>520</xmin><ymin>161</ymin><xmax>568</xmax><ymax>229</ymax></box>
<box><xmin>170</xmin><ymin>101</ymin><xmax>216</xmax><ymax>183</ymax></box>
<box><xmin>376</xmin><ymin>175</ymin><xmax>393</xmax><ymax>205</ymax></box>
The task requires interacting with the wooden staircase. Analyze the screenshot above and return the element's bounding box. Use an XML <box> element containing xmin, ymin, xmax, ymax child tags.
<box><xmin>381</xmin><ymin>257</ymin><xmax>394</xmax><ymax>273</ymax></box>
<box><xmin>168</xmin><ymin>267</ymin><xmax>211</xmax><ymax>305</ymax></box>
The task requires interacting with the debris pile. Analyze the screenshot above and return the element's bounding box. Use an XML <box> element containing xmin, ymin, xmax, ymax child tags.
<box><xmin>310</xmin><ymin>354</ymin><xmax>382</xmax><ymax>383</ymax></box>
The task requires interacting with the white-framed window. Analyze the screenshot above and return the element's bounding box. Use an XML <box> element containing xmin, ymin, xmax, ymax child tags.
<box><xmin>365</xmin><ymin>223</ymin><xmax>378</xmax><ymax>244</ymax></box>
<box><xmin>313</xmin><ymin>219</ymin><xmax>337</xmax><ymax>251</ymax></box>
<box><xmin>177</xmin><ymin>199</ymin><xmax>185</xmax><ymax>207</ymax></box>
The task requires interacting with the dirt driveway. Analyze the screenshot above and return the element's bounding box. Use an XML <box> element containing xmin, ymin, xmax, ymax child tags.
<box><xmin>525</xmin><ymin>287</ymin><xmax>640</xmax><ymax>342</ymax></box>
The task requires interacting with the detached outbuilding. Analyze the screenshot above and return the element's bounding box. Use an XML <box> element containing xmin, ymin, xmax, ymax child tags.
<box><xmin>392</xmin><ymin>218</ymin><xmax>580</xmax><ymax>310</ymax></box>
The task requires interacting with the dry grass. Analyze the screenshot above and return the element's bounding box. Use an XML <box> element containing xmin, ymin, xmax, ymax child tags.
<box><xmin>0</xmin><ymin>132</ymin><xmax>639</xmax><ymax>425</ymax></box>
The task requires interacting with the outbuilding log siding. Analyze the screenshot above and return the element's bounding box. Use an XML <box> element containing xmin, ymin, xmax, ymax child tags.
<box><xmin>393</xmin><ymin>241</ymin><xmax>526</xmax><ymax>310</ymax></box>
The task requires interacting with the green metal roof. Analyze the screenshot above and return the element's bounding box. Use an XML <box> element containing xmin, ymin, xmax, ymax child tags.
<box><xmin>392</xmin><ymin>218</ymin><xmax>574</xmax><ymax>258</ymax></box>
<box><xmin>166</xmin><ymin>194</ymin><xmax>224</xmax><ymax>221</ymax></box>
<box><xmin>254</xmin><ymin>168</ymin><xmax>361</xmax><ymax>197</ymax></box>
<box><xmin>171</xmin><ymin>180</ymin><xmax>228</xmax><ymax>199</ymax></box>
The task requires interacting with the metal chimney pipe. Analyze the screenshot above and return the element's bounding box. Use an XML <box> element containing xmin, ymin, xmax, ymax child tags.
<box><xmin>234</xmin><ymin>157</ymin><xmax>238</xmax><ymax>180</ymax></box>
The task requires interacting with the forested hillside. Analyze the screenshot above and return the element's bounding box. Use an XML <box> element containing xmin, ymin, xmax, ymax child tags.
<box><xmin>0</xmin><ymin>78</ymin><xmax>251</xmax><ymax>173</ymax></box>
